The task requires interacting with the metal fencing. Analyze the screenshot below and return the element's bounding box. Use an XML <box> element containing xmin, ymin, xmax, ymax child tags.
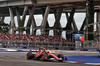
<box><xmin>75</xmin><ymin>40</ymin><xmax>100</xmax><ymax>51</ymax></box>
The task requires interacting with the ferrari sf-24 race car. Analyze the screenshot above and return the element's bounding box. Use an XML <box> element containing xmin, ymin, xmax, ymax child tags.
<box><xmin>26</xmin><ymin>47</ymin><xmax>67</xmax><ymax>62</ymax></box>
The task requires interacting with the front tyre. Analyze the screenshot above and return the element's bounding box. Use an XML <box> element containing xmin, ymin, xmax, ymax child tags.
<box><xmin>57</xmin><ymin>54</ymin><xmax>65</xmax><ymax>62</ymax></box>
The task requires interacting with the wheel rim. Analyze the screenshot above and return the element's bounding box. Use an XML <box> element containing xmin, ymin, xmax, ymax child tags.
<box><xmin>41</xmin><ymin>55</ymin><xmax>45</xmax><ymax>60</ymax></box>
<box><xmin>27</xmin><ymin>54</ymin><xmax>29</xmax><ymax>59</ymax></box>
<box><xmin>41</xmin><ymin>55</ymin><xmax>47</xmax><ymax>60</ymax></box>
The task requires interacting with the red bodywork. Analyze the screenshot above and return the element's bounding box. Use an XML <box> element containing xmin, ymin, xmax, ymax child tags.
<box><xmin>35</xmin><ymin>50</ymin><xmax>46</xmax><ymax>58</ymax></box>
<box><xmin>29</xmin><ymin>49</ymin><xmax>63</xmax><ymax>61</ymax></box>
<box><xmin>48</xmin><ymin>54</ymin><xmax>60</xmax><ymax>60</ymax></box>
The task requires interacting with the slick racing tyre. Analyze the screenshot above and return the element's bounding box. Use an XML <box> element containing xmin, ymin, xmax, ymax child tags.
<box><xmin>57</xmin><ymin>54</ymin><xmax>65</xmax><ymax>62</ymax></box>
<box><xmin>41</xmin><ymin>53</ymin><xmax>48</xmax><ymax>61</ymax></box>
<box><xmin>64</xmin><ymin>57</ymin><xmax>67</xmax><ymax>60</ymax></box>
<box><xmin>27</xmin><ymin>52</ymin><xmax>34</xmax><ymax>60</ymax></box>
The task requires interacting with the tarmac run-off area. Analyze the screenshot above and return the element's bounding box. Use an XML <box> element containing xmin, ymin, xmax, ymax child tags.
<box><xmin>0</xmin><ymin>48</ymin><xmax>100</xmax><ymax>66</ymax></box>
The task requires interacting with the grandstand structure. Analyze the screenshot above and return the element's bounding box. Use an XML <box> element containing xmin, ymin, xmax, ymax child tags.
<box><xmin>0</xmin><ymin>0</ymin><xmax>100</xmax><ymax>49</ymax></box>
<box><xmin>0</xmin><ymin>33</ymin><xmax>74</xmax><ymax>50</ymax></box>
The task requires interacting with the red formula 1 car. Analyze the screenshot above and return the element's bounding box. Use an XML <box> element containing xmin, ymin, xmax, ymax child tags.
<box><xmin>26</xmin><ymin>47</ymin><xmax>67</xmax><ymax>62</ymax></box>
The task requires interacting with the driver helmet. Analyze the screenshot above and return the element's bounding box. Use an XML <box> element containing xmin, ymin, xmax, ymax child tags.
<box><xmin>40</xmin><ymin>47</ymin><xmax>45</xmax><ymax>50</ymax></box>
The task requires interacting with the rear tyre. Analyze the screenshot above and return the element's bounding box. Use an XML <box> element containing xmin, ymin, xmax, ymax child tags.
<box><xmin>26</xmin><ymin>52</ymin><xmax>34</xmax><ymax>60</ymax></box>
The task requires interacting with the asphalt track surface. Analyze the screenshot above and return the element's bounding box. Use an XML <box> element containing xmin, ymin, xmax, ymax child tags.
<box><xmin>0</xmin><ymin>50</ymin><xmax>99</xmax><ymax>66</ymax></box>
